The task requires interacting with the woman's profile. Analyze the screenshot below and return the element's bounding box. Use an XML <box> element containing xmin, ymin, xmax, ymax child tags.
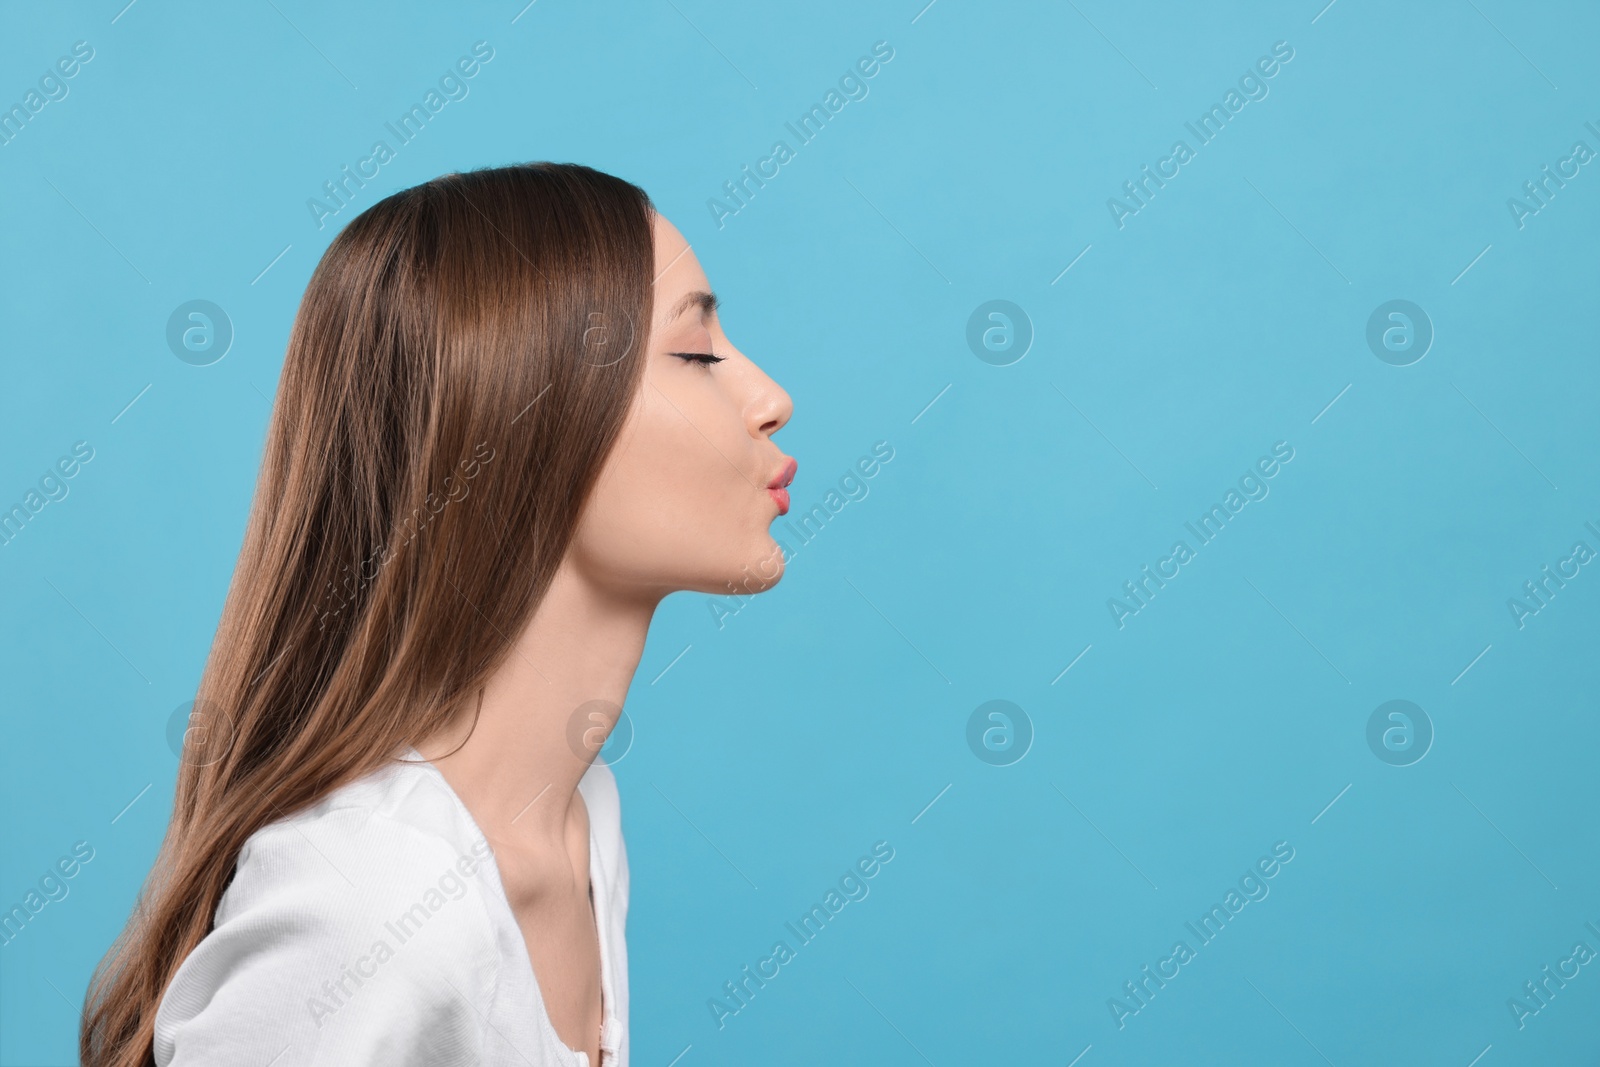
<box><xmin>80</xmin><ymin>162</ymin><xmax>797</xmax><ymax>1067</ymax></box>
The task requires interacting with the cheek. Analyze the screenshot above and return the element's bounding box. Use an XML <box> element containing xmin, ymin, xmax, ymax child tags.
<box><xmin>572</xmin><ymin>382</ymin><xmax>771</xmax><ymax>588</ymax></box>
<box><xmin>624</xmin><ymin>386</ymin><xmax>742</xmax><ymax>517</ymax></box>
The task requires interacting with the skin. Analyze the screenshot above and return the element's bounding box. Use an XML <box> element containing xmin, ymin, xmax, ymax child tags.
<box><xmin>414</xmin><ymin>212</ymin><xmax>793</xmax><ymax>1063</ymax></box>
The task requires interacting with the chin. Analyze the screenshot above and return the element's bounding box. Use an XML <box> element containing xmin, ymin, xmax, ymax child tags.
<box><xmin>723</xmin><ymin>535</ymin><xmax>787</xmax><ymax>596</ymax></box>
<box><xmin>674</xmin><ymin>531</ymin><xmax>789</xmax><ymax>598</ymax></box>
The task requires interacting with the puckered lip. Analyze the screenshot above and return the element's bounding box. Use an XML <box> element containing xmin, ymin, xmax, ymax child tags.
<box><xmin>765</xmin><ymin>456</ymin><xmax>797</xmax><ymax>490</ymax></box>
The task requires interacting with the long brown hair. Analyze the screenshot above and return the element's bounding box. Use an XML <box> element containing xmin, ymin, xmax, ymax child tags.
<box><xmin>81</xmin><ymin>162</ymin><xmax>656</xmax><ymax>1067</ymax></box>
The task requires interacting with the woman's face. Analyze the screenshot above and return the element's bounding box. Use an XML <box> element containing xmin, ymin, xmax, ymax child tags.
<box><xmin>569</xmin><ymin>212</ymin><xmax>795</xmax><ymax>600</ymax></box>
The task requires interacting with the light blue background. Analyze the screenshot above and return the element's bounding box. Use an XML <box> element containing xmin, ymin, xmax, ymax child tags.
<box><xmin>3</xmin><ymin>0</ymin><xmax>1598</xmax><ymax>1063</ymax></box>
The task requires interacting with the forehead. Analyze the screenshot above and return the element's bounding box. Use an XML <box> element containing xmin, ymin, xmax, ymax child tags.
<box><xmin>650</xmin><ymin>213</ymin><xmax>711</xmax><ymax>328</ymax></box>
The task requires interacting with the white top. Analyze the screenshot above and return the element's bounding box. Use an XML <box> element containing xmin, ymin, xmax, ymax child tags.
<box><xmin>152</xmin><ymin>745</ymin><xmax>629</xmax><ymax>1067</ymax></box>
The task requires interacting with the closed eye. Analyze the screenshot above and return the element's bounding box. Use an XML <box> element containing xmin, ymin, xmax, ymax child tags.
<box><xmin>670</xmin><ymin>351</ymin><xmax>725</xmax><ymax>367</ymax></box>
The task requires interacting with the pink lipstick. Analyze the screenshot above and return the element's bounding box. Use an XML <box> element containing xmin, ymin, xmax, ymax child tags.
<box><xmin>766</xmin><ymin>457</ymin><xmax>797</xmax><ymax>516</ymax></box>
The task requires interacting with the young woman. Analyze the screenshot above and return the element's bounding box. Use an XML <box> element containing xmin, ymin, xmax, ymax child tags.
<box><xmin>80</xmin><ymin>163</ymin><xmax>796</xmax><ymax>1067</ymax></box>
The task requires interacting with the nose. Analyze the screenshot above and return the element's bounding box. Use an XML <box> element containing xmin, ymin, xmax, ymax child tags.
<box><xmin>744</xmin><ymin>358</ymin><xmax>793</xmax><ymax>439</ymax></box>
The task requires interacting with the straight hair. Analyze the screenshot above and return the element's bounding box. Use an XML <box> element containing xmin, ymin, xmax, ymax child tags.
<box><xmin>81</xmin><ymin>161</ymin><xmax>656</xmax><ymax>1067</ymax></box>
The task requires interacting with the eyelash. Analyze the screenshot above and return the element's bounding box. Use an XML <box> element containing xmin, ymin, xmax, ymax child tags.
<box><xmin>670</xmin><ymin>351</ymin><xmax>725</xmax><ymax>367</ymax></box>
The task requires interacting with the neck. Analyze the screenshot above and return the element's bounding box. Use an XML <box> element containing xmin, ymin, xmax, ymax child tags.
<box><xmin>414</xmin><ymin>558</ymin><xmax>658</xmax><ymax>854</ymax></box>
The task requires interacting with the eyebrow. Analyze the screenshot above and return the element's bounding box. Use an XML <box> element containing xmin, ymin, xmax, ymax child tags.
<box><xmin>666</xmin><ymin>289</ymin><xmax>719</xmax><ymax>324</ymax></box>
